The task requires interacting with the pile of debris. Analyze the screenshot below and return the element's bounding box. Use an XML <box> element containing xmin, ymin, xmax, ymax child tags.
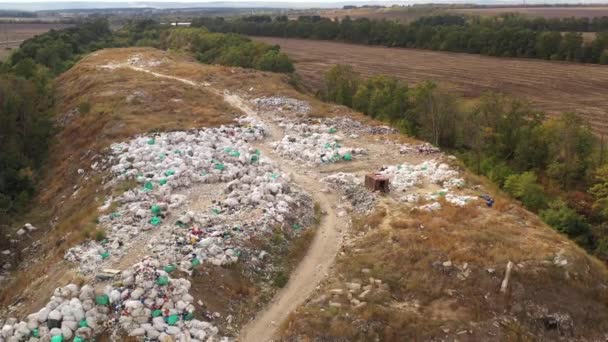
<box><xmin>64</xmin><ymin>117</ymin><xmax>313</xmax><ymax>274</ymax></box>
<box><xmin>399</xmin><ymin>143</ymin><xmax>440</xmax><ymax>155</ymax></box>
<box><xmin>323</xmin><ymin>173</ymin><xmax>377</xmax><ymax>214</ymax></box>
<box><xmin>378</xmin><ymin>160</ymin><xmax>465</xmax><ymax>192</ymax></box>
<box><xmin>251</xmin><ymin>96</ymin><xmax>311</xmax><ymax>116</ymax></box>
<box><xmin>323</xmin><ymin>117</ymin><xmax>397</xmax><ymax>136</ymax></box>
<box><xmin>0</xmin><ymin>257</ymin><xmax>228</xmax><ymax>341</ymax></box>
<box><xmin>272</xmin><ymin>123</ymin><xmax>365</xmax><ymax>164</ymax></box>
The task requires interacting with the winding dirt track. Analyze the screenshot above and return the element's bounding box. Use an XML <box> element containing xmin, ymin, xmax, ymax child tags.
<box><xmin>253</xmin><ymin>37</ymin><xmax>608</xmax><ymax>135</ymax></box>
<box><xmin>223</xmin><ymin>94</ymin><xmax>343</xmax><ymax>342</ymax></box>
<box><xmin>119</xmin><ymin>64</ymin><xmax>344</xmax><ymax>341</ymax></box>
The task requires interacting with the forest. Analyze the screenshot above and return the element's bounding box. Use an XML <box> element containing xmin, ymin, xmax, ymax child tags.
<box><xmin>192</xmin><ymin>14</ymin><xmax>608</xmax><ymax>64</ymax></box>
<box><xmin>321</xmin><ymin>64</ymin><xmax>608</xmax><ymax>260</ymax></box>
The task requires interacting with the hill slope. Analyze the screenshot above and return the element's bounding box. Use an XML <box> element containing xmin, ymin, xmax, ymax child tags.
<box><xmin>0</xmin><ymin>47</ymin><xmax>607</xmax><ymax>341</ymax></box>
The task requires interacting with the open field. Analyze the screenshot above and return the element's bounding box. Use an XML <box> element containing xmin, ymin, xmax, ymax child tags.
<box><xmin>451</xmin><ymin>6</ymin><xmax>608</xmax><ymax>18</ymax></box>
<box><xmin>254</xmin><ymin>37</ymin><xmax>608</xmax><ymax>135</ymax></box>
<box><xmin>0</xmin><ymin>22</ymin><xmax>71</xmax><ymax>60</ymax></box>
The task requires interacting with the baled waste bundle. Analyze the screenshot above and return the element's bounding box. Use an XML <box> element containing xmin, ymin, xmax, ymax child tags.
<box><xmin>0</xmin><ymin>257</ymin><xmax>229</xmax><ymax>342</ymax></box>
<box><xmin>378</xmin><ymin>161</ymin><xmax>477</xmax><ymax>208</ymax></box>
<box><xmin>64</xmin><ymin>116</ymin><xmax>313</xmax><ymax>274</ymax></box>
<box><xmin>272</xmin><ymin>122</ymin><xmax>365</xmax><ymax>165</ymax></box>
<box><xmin>378</xmin><ymin>160</ymin><xmax>465</xmax><ymax>192</ymax></box>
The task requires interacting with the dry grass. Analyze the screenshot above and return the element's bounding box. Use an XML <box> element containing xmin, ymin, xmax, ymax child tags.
<box><xmin>281</xmin><ymin>197</ymin><xmax>608</xmax><ymax>340</ymax></box>
<box><xmin>254</xmin><ymin>37</ymin><xmax>608</xmax><ymax>135</ymax></box>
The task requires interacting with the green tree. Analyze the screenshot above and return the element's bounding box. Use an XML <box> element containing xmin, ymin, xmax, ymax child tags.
<box><xmin>323</xmin><ymin>64</ymin><xmax>360</xmax><ymax>107</ymax></box>
<box><xmin>409</xmin><ymin>81</ymin><xmax>460</xmax><ymax>147</ymax></box>
<box><xmin>503</xmin><ymin>172</ymin><xmax>547</xmax><ymax>211</ymax></box>
<box><xmin>540</xmin><ymin>200</ymin><xmax>591</xmax><ymax>238</ymax></box>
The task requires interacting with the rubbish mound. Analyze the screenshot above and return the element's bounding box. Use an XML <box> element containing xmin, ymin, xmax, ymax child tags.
<box><xmin>64</xmin><ymin>116</ymin><xmax>313</xmax><ymax>274</ymax></box>
<box><xmin>272</xmin><ymin>122</ymin><xmax>365</xmax><ymax>165</ymax></box>
<box><xmin>378</xmin><ymin>161</ymin><xmax>477</xmax><ymax>208</ymax></box>
<box><xmin>378</xmin><ymin>160</ymin><xmax>465</xmax><ymax>192</ymax></box>
<box><xmin>323</xmin><ymin>117</ymin><xmax>397</xmax><ymax>136</ymax></box>
<box><xmin>399</xmin><ymin>142</ymin><xmax>441</xmax><ymax>155</ymax></box>
<box><xmin>0</xmin><ymin>257</ymin><xmax>229</xmax><ymax>341</ymax></box>
<box><xmin>322</xmin><ymin>173</ymin><xmax>377</xmax><ymax>214</ymax></box>
<box><xmin>251</xmin><ymin>96</ymin><xmax>311</xmax><ymax>116</ymax></box>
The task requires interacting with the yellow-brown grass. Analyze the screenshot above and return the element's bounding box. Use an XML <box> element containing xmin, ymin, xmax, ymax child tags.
<box><xmin>281</xmin><ymin>198</ymin><xmax>608</xmax><ymax>340</ymax></box>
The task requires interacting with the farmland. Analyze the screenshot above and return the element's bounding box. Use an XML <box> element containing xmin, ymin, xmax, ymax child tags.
<box><xmin>0</xmin><ymin>22</ymin><xmax>71</xmax><ymax>60</ymax></box>
<box><xmin>254</xmin><ymin>37</ymin><xmax>608</xmax><ymax>135</ymax></box>
<box><xmin>451</xmin><ymin>6</ymin><xmax>608</xmax><ymax>18</ymax></box>
<box><xmin>298</xmin><ymin>5</ymin><xmax>608</xmax><ymax>23</ymax></box>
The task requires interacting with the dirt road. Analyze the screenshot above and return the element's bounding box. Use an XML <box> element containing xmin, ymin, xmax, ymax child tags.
<box><xmin>119</xmin><ymin>63</ymin><xmax>345</xmax><ymax>341</ymax></box>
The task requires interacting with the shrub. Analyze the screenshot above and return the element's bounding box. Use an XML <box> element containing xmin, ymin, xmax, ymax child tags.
<box><xmin>541</xmin><ymin>200</ymin><xmax>591</xmax><ymax>238</ymax></box>
<box><xmin>255</xmin><ymin>50</ymin><xmax>294</xmax><ymax>73</ymax></box>
<box><xmin>503</xmin><ymin>172</ymin><xmax>547</xmax><ymax>211</ymax></box>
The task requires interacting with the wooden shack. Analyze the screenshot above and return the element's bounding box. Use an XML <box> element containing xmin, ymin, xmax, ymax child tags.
<box><xmin>365</xmin><ymin>173</ymin><xmax>390</xmax><ymax>193</ymax></box>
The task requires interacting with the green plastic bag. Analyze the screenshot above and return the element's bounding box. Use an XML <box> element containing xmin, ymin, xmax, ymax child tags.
<box><xmin>270</xmin><ymin>173</ymin><xmax>279</xmax><ymax>180</ymax></box>
<box><xmin>147</xmin><ymin>138</ymin><xmax>155</xmax><ymax>145</ymax></box>
<box><xmin>191</xmin><ymin>258</ymin><xmax>201</xmax><ymax>267</ymax></box>
<box><xmin>110</xmin><ymin>212</ymin><xmax>121</xmax><ymax>219</ymax></box>
<box><xmin>184</xmin><ymin>312</ymin><xmax>195</xmax><ymax>321</ymax></box>
<box><xmin>214</xmin><ymin>163</ymin><xmax>225</xmax><ymax>171</ymax></box>
<box><xmin>165</xmin><ymin>170</ymin><xmax>175</xmax><ymax>177</ymax></box>
<box><xmin>150</xmin><ymin>216</ymin><xmax>161</xmax><ymax>226</ymax></box>
<box><xmin>164</xmin><ymin>264</ymin><xmax>176</xmax><ymax>273</ymax></box>
<box><xmin>159</xmin><ymin>178</ymin><xmax>167</xmax><ymax>185</ymax></box>
<box><xmin>292</xmin><ymin>223</ymin><xmax>302</xmax><ymax>230</ymax></box>
<box><xmin>95</xmin><ymin>294</ymin><xmax>109</xmax><ymax>306</ymax></box>
<box><xmin>342</xmin><ymin>153</ymin><xmax>352</xmax><ymax>161</ymax></box>
<box><xmin>158</xmin><ymin>153</ymin><xmax>166</xmax><ymax>161</ymax></box>
<box><xmin>211</xmin><ymin>208</ymin><xmax>221</xmax><ymax>215</ymax></box>
<box><xmin>324</xmin><ymin>142</ymin><xmax>331</xmax><ymax>149</ymax></box>
<box><xmin>151</xmin><ymin>205</ymin><xmax>162</xmax><ymax>215</ymax></box>
<box><xmin>250</xmin><ymin>154</ymin><xmax>259</xmax><ymax>163</ymax></box>
<box><xmin>51</xmin><ymin>336</ymin><xmax>63</xmax><ymax>342</ymax></box>
<box><xmin>73</xmin><ymin>337</ymin><xmax>85</xmax><ymax>342</ymax></box>
<box><xmin>156</xmin><ymin>276</ymin><xmax>169</xmax><ymax>286</ymax></box>
<box><xmin>167</xmin><ymin>314</ymin><xmax>179</xmax><ymax>326</ymax></box>
<box><xmin>152</xmin><ymin>309</ymin><xmax>163</xmax><ymax>317</ymax></box>
<box><xmin>100</xmin><ymin>251</ymin><xmax>110</xmax><ymax>260</ymax></box>
<box><xmin>144</xmin><ymin>182</ymin><xmax>154</xmax><ymax>190</ymax></box>
<box><xmin>329</xmin><ymin>127</ymin><xmax>337</xmax><ymax>134</ymax></box>
<box><xmin>31</xmin><ymin>328</ymin><xmax>39</xmax><ymax>338</ymax></box>
<box><xmin>79</xmin><ymin>319</ymin><xmax>88</xmax><ymax>328</ymax></box>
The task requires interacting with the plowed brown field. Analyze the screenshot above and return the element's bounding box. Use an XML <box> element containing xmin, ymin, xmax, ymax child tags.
<box><xmin>255</xmin><ymin>37</ymin><xmax>608</xmax><ymax>135</ymax></box>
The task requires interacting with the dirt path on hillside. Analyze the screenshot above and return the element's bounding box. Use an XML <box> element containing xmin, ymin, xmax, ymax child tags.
<box><xmin>121</xmin><ymin>64</ymin><xmax>345</xmax><ymax>341</ymax></box>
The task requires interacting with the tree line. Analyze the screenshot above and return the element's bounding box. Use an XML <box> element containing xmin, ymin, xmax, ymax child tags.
<box><xmin>192</xmin><ymin>14</ymin><xmax>608</xmax><ymax>64</ymax></box>
<box><xmin>322</xmin><ymin>64</ymin><xmax>608</xmax><ymax>260</ymax></box>
<box><xmin>0</xmin><ymin>19</ymin><xmax>294</xmax><ymax>224</ymax></box>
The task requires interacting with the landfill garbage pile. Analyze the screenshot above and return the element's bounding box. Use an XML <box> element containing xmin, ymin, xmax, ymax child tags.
<box><xmin>64</xmin><ymin>117</ymin><xmax>313</xmax><ymax>274</ymax></box>
<box><xmin>272</xmin><ymin>123</ymin><xmax>365</xmax><ymax>165</ymax></box>
<box><xmin>379</xmin><ymin>160</ymin><xmax>465</xmax><ymax>192</ymax></box>
<box><xmin>378</xmin><ymin>161</ymin><xmax>478</xmax><ymax>208</ymax></box>
<box><xmin>322</xmin><ymin>173</ymin><xmax>377</xmax><ymax>214</ymax></box>
<box><xmin>0</xmin><ymin>257</ymin><xmax>229</xmax><ymax>342</ymax></box>
<box><xmin>322</xmin><ymin>117</ymin><xmax>397</xmax><ymax>136</ymax></box>
<box><xmin>251</xmin><ymin>96</ymin><xmax>311</xmax><ymax>116</ymax></box>
<box><xmin>399</xmin><ymin>143</ymin><xmax>441</xmax><ymax>155</ymax></box>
